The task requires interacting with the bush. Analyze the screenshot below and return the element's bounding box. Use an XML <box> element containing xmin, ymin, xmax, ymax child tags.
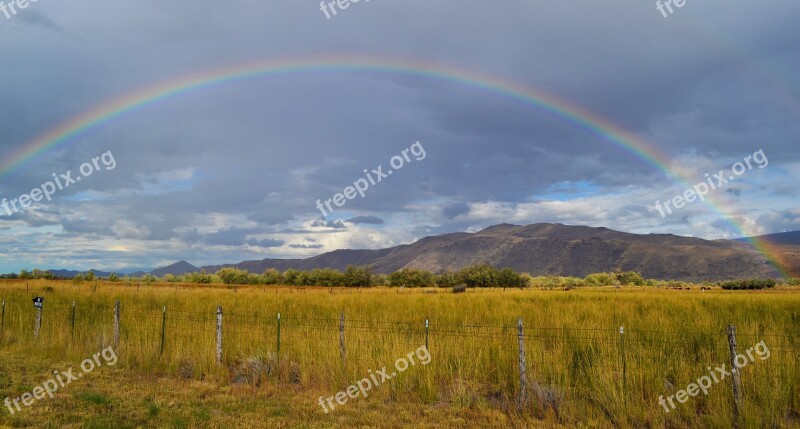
<box><xmin>497</xmin><ymin>267</ymin><xmax>526</xmax><ymax>288</ymax></box>
<box><xmin>435</xmin><ymin>272</ymin><xmax>460</xmax><ymax>288</ymax></box>
<box><xmin>283</xmin><ymin>269</ymin><xmax>301</xmax><ymax>286</ymax></box>
<box><xmin>388</xmin><ymin>268</ymin><xmax>436</xmax><ymax>288</ymax></box>
<box><xmin>186</xmin><ymin>270</ymin><xmax>213</xmax><ymax>284</ymax></box>
<box><xmin>217</xmin><ymin>268</ymin><xmax>251</xmax><ymax>285</ymax></box>
<box><xmin>585</xmin><ymin>272</ymin><xmax>614</xmax><ymax>286</ymax></box>
<box><xmin>371</xmin><ymin>274</ymin><xmax>389</xmax><ymax>286</ymax></box>
<box><xmin>458</xmin><ymin>264</ymin><xmax>498</xmax><ymax>288</ymax></box>
<box><xmin>309</xmin><ymin>268</ymin><xmax>345</xmax><ymax>287</ymax></box>
<box><xmin>720</xmin><ymin>278</ymin><xmax>777</xmax><ymax>290</ymax></box>
<box><xmin>261</xmin><ymin>269</ymin><xmax>284</xmax><ymax>285</ymax></box>
<box><xmin>343</xmin><ymin>265</ymin><xmax>372</xmax><ymax>287</ymax></box>
<box><xmin>615</xmin><ymin>271</ymin><xmax>645</xmax><ymax>286</ymax></box>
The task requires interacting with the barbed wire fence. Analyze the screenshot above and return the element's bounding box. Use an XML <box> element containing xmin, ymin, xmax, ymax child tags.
<box><xmin>0</xmin><ymin>297</ymin><xmax>798</xmax><ymax>425</ymax></box>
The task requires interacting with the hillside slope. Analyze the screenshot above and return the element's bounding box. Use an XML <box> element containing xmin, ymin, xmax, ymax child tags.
<box><xmin>200</xmin><ymin>223</ymin><xmax>781</xmax><ymax>280</ymax></box>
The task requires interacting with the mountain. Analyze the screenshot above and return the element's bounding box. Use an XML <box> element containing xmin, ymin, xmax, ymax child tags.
<box><xmin>200</xmin><ymin>223</ymin><xmax>788</xmax><ymax>281</ymax></box>
<box><xmin>736</xmin><ymin>231</ymin><xmax>800</xmax><ymax>277</ymax></box>
<box><xmin>150</xmin><ymin>261</ymin><xmax>198</xmax><ymax>277</ymax></box>
<box><xmin>48</xmin><ymin>269</ymin><xmax>114</xmax><ymax>279</ymax></box>
<box><xmin>738</xmin><ymin>231</ymin><xmax>800</xmax><ymax>246</ymax></box>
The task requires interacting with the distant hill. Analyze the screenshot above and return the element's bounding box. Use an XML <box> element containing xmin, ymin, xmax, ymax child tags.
<box><xmin>48</xmin><ymin>269</ymin><xmax>113</xmax><ymax>279</ymax></box>
<box><xmin>150</xmin><ymin>261</ymin><xmax>198</xmax><ymax>277</ymax></box>
<box><xmin>47</xmin><ymin>269</ymin><xmax>145</xmax><ymax>279</ymax></box>
<box><xmin>35</xmin><ymin>224</ymin><xmax>798</xmax><ymax>281</ymax></box>
<box><xmin>738</xmin><ymin>231</ymin><xmax>800</xmax><ymax>246</ymax></box>
<box><xmin>737</xmin><ymin>231</ymin><xmax>800</xmax><ymax>278</ymax></box>
<box><xmin>200</xmin><ymin>223</ymin><xmax>786</xmax><ymax>281</ymax></box>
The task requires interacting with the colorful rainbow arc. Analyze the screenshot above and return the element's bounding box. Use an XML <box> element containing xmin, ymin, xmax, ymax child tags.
<box><xmin>0</xmin><ymin>55</ymin><xmax>791</xmax><ymax>278</ymax></box>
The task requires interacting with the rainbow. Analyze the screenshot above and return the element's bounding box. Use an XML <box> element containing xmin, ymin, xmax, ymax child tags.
<box><xmin>1</xmin><ymin>55</ymin><xmax>791</xmax><ymax>277</ymax></box>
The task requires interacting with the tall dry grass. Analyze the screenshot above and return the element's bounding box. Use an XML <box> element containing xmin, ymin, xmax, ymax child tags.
<box><xmin>1</xmin><ymin>279</ymin><xmax>798</xmax><ymax>427</ymax></box>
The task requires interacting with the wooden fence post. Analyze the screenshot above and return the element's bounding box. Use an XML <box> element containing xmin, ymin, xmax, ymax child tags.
<box><xmin>216</xmin><ymin>306</ymin><xmax>223</xmax><ymax>365</ymax></box>
<box><xmin>71</xmin><ymin>301</ymin><xmax>76</xmax><ymax>341</ymax></box>
<box><xmin>425</xmin><ymin>318</ymin><xmax>429</xmax><ymax>353</ymax></box>
<box><xmin>620</xmin><ymin>326</ymin><xmax>627</xmax><ymax>407</ymax></box>
<box><xmin>727</xmin><ymin>324</ymin><xmax>743</xmax><ymax>424</ymax></box>
<box><xmin>276</xmin><ymin>313</ymin><xmax>281</xmax><ymax>357</ymax></box>
<box><xmin>160</xmin><ymin>306</ymin><xmax>166</xmax><ymax>356</ymax></box>
<box><xmin>339</xmin><ymin>312</ymin><xmax>346</xmax><ymax>362</ymax></box>
<box><xmin>517</xmin><ymin>318</ymin><xmax>527</xmax><ymax>412</ymax></box>
<box><xmin>113</xmin><ymin>301</ymin><xmax>120</xmax><ymax>349</ymax></box>
<box><xmin>1</xmin><ymin>299</ymin><xmax>4</xmax><ymax>331</ymax></box>
<box><xmin>34</xmin><ymin>303</ymin><xmax>42</xmax><ymax>338</ymax></box>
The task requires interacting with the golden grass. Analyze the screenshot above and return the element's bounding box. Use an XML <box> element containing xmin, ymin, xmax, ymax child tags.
<box><xmin>1</xmin><ymin>280</ymin><xmax>799</xmax><ymax>428</ymax></box>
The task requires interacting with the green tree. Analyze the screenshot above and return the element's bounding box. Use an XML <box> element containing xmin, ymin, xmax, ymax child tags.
<box><xmin>615</xmin><ymin>271</ymin><xmax>645</xmax><ymax>286</ymax></box>
<box><xmin>458</xmin><ymin>264</ymin><xmax>499</xmax><ymax>288</ymax></box>
<box><xmin>261</xmin><ymin>268</ymin><xmax>284</xmax><ymax>285</ymax></box>
<box><xmin>309</xmin><ymin>269</ymin><xmax>345</xmax><ymax>287</ymax></box>
<box><xmin>283</xmin><ymin>269</ymin><xmax>300</xmax><ymax>286</ymax></box>
<box><xmin>585</xmin><ymin>272</ymin><xmax>614</xmax><ymax>286</ymax></box>
<box><xmin>497</xmin><ymin>267</ymin><xmax>525</xmax><ymax>288</ymax></box>
<box><xmin>216</xmin><ymin>268</ymin><xmax>250</xmax><ymax>285</ymax></box>
<box><xmin>435</xmin><ymin>272</ymin><xmax>460</xmax><ymax>288</ymax></box>
<box><xmin>344</xmin><ymin>265</ymin><xmax>372</xmax><ymax>287</ymax></box>
<box><xmin>388</xmin><ymin>268</ymin><xmax>435</xmax><ymax>287</ymax></box>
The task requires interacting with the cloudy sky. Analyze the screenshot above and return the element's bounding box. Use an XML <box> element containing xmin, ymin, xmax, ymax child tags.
<box><xmin>0</xmin><ymin>0</ymin><xmax>798</xmax><ymax>272</ymax></box>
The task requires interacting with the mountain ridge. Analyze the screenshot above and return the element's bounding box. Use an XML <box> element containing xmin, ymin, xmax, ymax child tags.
<box><xmin>197</xmin><ymin>223</ymin><xmax>787</xmax><ymax>280</ymax></box>
<box><xmin>33</xmin><ymin>224</ymin><xmax>798</xmax><ymax>281</ymax></box>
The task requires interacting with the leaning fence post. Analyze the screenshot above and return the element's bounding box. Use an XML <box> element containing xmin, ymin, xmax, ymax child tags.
<box><xmin>160</xmin><ymin>306</ymin><xmax>167</xmax><ymax>356</ymax></box>
<box><xmin>727</xmin><ymin>324</ymin><xmax>743</xmax><ymax>424</ymax></box>
<box><xmin>517</xmin><ymin>318</ymin><xmax>527</xmax><ymax>412</ymax></box>
<box><xmin>216</xmin><ymin>306</ymin><xmax>223</xmax><ymax>365</ymax></box>
<box><xmin>276</xmin><ymin>313</ymin><xmax>281</xmax><ymax>357</ymax></box>
<box><xmin>113</xmin><ymin>301</ymin><xmax>120</xmax><ymax>349</ymax></box>
<box><xmin>339</xmin><ymin>312</ymin><xmax>346</xmax><ymax>362</ymax></box>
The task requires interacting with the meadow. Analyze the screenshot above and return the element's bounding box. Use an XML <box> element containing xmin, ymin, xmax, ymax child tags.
<box><xmin>0</xmin><ymin>279</ymin><xmax>798</xmax><ymax>428</ymax></box>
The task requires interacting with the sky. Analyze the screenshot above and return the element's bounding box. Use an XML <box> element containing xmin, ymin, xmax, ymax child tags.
<box><xmin>0</xmin><ymin>0</ymin><xmax>798</xmax><ymax>272</ymax></box>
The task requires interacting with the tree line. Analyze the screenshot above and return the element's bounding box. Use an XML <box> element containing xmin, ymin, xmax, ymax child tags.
<box><xmin>3</xmin><ymin>265</ymin><xmax>795</xmax><ymax>289</ymax></box>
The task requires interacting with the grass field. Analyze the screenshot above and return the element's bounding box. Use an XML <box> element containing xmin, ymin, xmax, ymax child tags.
<box><xmin>0</xmin><ymin>280</ymin><xmax>798</xmax><ymax>428</ymax></box>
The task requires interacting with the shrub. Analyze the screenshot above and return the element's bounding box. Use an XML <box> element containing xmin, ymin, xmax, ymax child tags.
<box><xmin>615</xmin><ymin>271</ymin><xmax>645</xmax><ymax>286</ymax></box>
<box><xmin>497</xmin><ymin>267</ymin><xmax>526</xmax><ymax>288</ymax></box>
<box><xmin>261</xmin><ymin>268</ymin><xmax>284</xmax><ymax>285</ymax></box>
<box><xmin>283</xmin><ymin>269</ymin><xmax>301</xmax><ymax>286</ymax></box>
<box><xmin>309</xmin><ymin>268</ymin><xmax>345</xmax><ymax>287</ymax></box>
<box><xmin>458</xmin><ymin>264</ymin><xmax>499</xmax><ymax>288</ymax></box>
<box><xmin>217</xmin><ymin>268</ymin><xmax>251</xmax><ymax>285</ymax></box>
<box><xmin>585</xmin><ymin>272</ymin><xmax>614</xmax><ymax>286</ymax></box>
<box><xmin>435</xmin><ymin>272</ymin><xmax>460</xmax><ymax>288</ymax></box>
<box><xmin>186</xmin><ymin>270</ymin><xmax>213</xmax><ymax>284</ymax></box>
<box><xmin>343</xmin><ymin>265</ymin><xmax>372</xmax><ymax>287</ymax></box>
<box><xmin>388</xmin><ymin>268</ymin><xmax>436</xmax><ymax>288</ymax></box>
<box><xmin>721</xmin><ymin>278</ymin><xmax>777</xmax><ymax>290</ymax></box>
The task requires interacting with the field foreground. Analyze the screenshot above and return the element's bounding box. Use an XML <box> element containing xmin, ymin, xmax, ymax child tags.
<box><xmin>0</xmin><ymin>280</ymin><xmax>799</xmax><ymax>428</ymax></box>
